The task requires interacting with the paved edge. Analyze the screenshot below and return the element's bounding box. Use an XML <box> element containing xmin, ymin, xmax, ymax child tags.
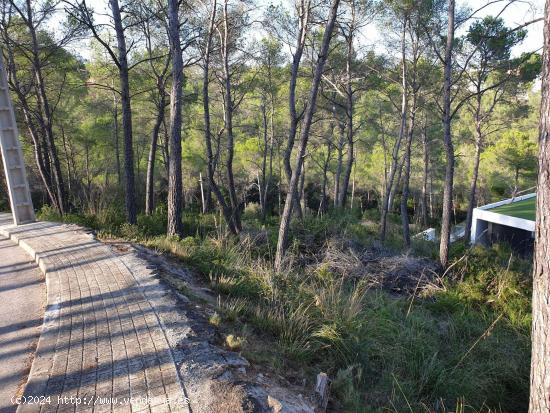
<box><xmin>0</xmin><ymin>220</ymin><xmax>190</xmax><ymax>413</ymax></box>
<box><xmin>0</xmin><ymin>235</ymin><xmax>45</xmax><ymax>413</ymax></box>
<box><xmin>0</xmin><ymin>224</ymin><xmax>57</xmax><ymax>412</ymax></box>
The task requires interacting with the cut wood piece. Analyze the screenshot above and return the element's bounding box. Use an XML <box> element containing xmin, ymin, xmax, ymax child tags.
<box><xmin>314</xmin><ymin>372</ymin><xmax>330</xmax><ymax>411</ymax></box>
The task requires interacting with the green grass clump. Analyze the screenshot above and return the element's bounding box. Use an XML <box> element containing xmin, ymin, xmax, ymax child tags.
<box><xmin>433</xmin><ymin>244</ymin><xmax>532</xmax><ymax>330</ymax></box>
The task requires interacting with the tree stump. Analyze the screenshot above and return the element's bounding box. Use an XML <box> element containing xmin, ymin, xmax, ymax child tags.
<box><xmin>314</xmin><ymin>372</ymin><xmax>330</xmax><ymax>411</ymax></box>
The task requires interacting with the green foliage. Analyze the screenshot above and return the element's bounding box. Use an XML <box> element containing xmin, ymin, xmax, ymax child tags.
<box><xmin>466</xmin><ymin>16</ymin><xmax>525</xmax><ymax>62</ymax></box>
<box><xmin>493</xmin><ymin>131</ymin><xmax>537</xmax><ymax>179</ymax></box>
<box><xmin>434</xmin><ymin>244</ymin><xmax>532</xmax><ymax>329</ymax></box>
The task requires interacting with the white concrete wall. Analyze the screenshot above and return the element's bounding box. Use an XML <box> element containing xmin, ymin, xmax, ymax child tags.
<box><xmin>470</xmin><ymin>193</ymin><xmax>536</xmax><ymax>245</ymax></box>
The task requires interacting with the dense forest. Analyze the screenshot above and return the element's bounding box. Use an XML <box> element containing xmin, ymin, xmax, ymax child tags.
<box><xmin>0</xmin><ymin>0</ymin><xmax>547</xmax><ymax>411</ymax></box>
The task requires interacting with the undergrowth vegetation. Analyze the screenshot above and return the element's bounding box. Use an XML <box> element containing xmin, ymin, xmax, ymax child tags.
<box><xmin>37</xmin><ymin>205</ymin><xmax>533</xmax><ymax>412</ymax></box>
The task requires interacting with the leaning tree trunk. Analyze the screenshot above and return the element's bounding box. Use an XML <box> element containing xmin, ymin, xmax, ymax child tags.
<box><xmin>439</xmin><ymin>0</ymin><xmax>455</xmax><ymax>268</ymax></box>
<box><xmin>110</xmin><ymin>0</ymin><xmax>137</xmax><ymax>224</ymax></box>
<box><xmin>166</xmin><ymin>0</ymin><xmax>184</xmax><ymax>237</ymax></box>
<box><xmin>529</xmin><ymin>1</ymin><xmax>550</xmax><ymax>411</ymax></box>
<box><xmin>275</xmin><ymin>0</ymin><xmax>341</xmax><ymax>271</ymax></box>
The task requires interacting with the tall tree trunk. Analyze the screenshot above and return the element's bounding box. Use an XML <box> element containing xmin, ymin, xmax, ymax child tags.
<box><xmin>1</xmin><ymin>15</ymin><xmax>59</xmax><ymax>210</ymax></box>
<box><xmin>338</xmin><ymin>34</ymin><xmax>354</xmax><ymax>208</ymax></box>
<box><xmin>401</xmin><ymin>22</ymin><xmax>422</xmax><ymax>247</ymax></box>
<box><xmin>24</xmin><ymin>0</ymin><xmax>66</xmax><ymax>213</ymax></box>
<box><xmin>145</xmin><ymin>85</ymin><xmax>167</xmax><ymax>215</ymax></box>
<box><xmin>262</xmin><ymin>91</ymin><xmax>276</xmax><ymax>221</ymax></box>
<box><xmin>380</xmin><ymin>17</ymin><xmax>407</xmax><ymax>241</ymax></box>
<box><xmin>275</xmin><ymin>0</ymin><xmax>340</xmax><ymax>270</ymax></box>
<box><xmin>110</xmin><ymin>0</ymin><xmax>137</xmax><ymax>224</ymax></box>
<box><xmin>221</xmin><ymin>0</ymin><xmax>241</xmax><ymax>232</ymax></box>
<box><xmin>420</xmin><ymin>117</ymin><xmax>429</xmax><ymax>227</ymax></box>
<box><xmin>334</xmin><ymin>121</ymin><xmax>345</xmax><ymax>208</ymax></box>
<box><xmin>283</xmin><ymin>0</ymin><xmax>310</xmax><ymax>220</ymax></box>
<box><xmin>167</xmin><ymin>0</ymin><xmax>184</xmax><ymax>237</ymax></box>
<box><xmin>113</xmin><ymin>89</ymin><xmax>121</xmax><ymax>185</ymax></box>
<box><xmin>530</xmin><ymin>5</ymin><xmax>550</xmax><ymax>411</ymax></box>
<box><xmin>60</xmin><ymin>125</ymin><xmax>72</xmax><ymax>195</ymax></box>
<box><xmin>2</xmin><ymin>42</ymin><xmax>58</xmax><ymax>209</ymax></box>
<box><xmin>260</xmin><ymin>102</ymin><xmax>268</xmax><ymax>220</ymax></box>
<box><xmin>202</xmin><ymin>0</ymin><xmax>237</xmax><ymax>234</ymax></box>
<box><xmin>439</xmin><ymin>0</ymin><xmax>455</xmax><ymax>267</ymax></box>
<box><xmin>319</xmin><ymin>141</ymin><xmax>332</xmax><ymax>215</ymax></box>
<box><xmin>401</xmin><ymin>95</ymin><xmax>416</xmax><ymax>248</ymax></box>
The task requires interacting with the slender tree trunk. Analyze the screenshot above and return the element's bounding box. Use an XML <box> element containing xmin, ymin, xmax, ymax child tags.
<box><xmin>379</xmin><ymin>106</ymin><xmax>388</xmax><ymax>211</ymax></box>
<box><xmin>202</xmin><ymin>0</ymin><xmax>237</xmax><ymax>234</ymax></box>
<box><xmin>110</xmin><ymin>0</ymin><xmax>137</xmax><ymax>224</ymax></box>
<box><xmin>260</xmin><ymin>102</ymin><xmax>268</xmax><ymax>219</ymax></box>
<box><xmin>112</xmin><ymin>89</ymin><xmax>121</xmax><ymax>185</ymax></box>
<box><xmin>283</xmin><ymin>0</ymin><xmax>310</xmax><ymax>220</ymax></box>
<box><xmin>145</xmin><ymin>87</ymin><xmax>166</xmax><ymax>215</ymax></box>
<box><xmin>319</xmin><ymin>140</ymin><xmax>332</xmax><ymax>216</ymax></box>
<box><xmin>220</xmin><ymin>0</ymin><xmax>242</xmax><ymax>232</ymax></box>
<box><xmin>262</xmin><ymin>93</ymin><xmax>276</xmax><ymax>221</ymax></box>
<box><xmin>420</xmin><ymin>118</ymin><xmax>429</xmax><ymax>227</ymax></box>
<box><xmin>334</xmin><ymin>120</ymin><xmax>345</xmax><ymax>208</ymax></box>
<box><xmin>162</xmin><ymin>118</ymin><xmax>170</xmax><ymax>177</ymax></box>
<box><xmin>439</xmin><ymin>0</ymin><xmax>455</xmax><ymax>267</ymax></box>
<box><xmin>275</xmin><ymin>0</ymin><xmax>340</xmax><ymax>270</ymax></box>
<box><xmin>530</xmin><ymin>5</ymin><xmax>550</xmax><ymax>410</ymax></box>
<box><xmin>25</xmin><ymin>0</ymin><xmax>66</xmax><ymax>213</ymax></box>
<box><xmin>350</xmin><ymin>165</ymin><xmax>355</xmax><ymax>209</ymax></box>
<box><xmin>167</xmin><ymin>0</ymin><xmax>184</xmax><ymax>237</ymax></box>
<box><xmin>401</xmin><ymin>95</ymin><xmax>416</xmax><ymax>248</ymax></box>
<box><xmin>60</xmin><ymin>125</ymin><xmax>73</xmax><ymax>195</ymax></box>
<box><xmin>298</xmin><ymin>158</ymin><xmax>306</xmax><ymax>214</ymax></box>
<box><xmin>199</xmin><ymin>172</ymin><xmax>206</xmax><ymax>213</ymax></box>
<box><xmin>513</xmin><ymin>168</ymin><xmax>520</xmax><ymax>197</ymax></box>
<box><xmin>464</xmin><ymin>125</ymin><xmax>482</xmax><ymax>244</ymax></box>
<box><xmin>338</xmin><ymin>35</ymin><xmax>354</xmax><ymax>208</ymax></box>
<box><xmin>380</xmin><ymin>17</ymin><xmax>407</xmax><ymax>241</ymax></box>
<box><xmin>1</xmin><ymin>6</ymin><xmax>65</xmax><ymax>211</ymax></box>
<box><xmin>390</xmin><ymin>157</ymin><xmax>404</xmax><ymax>211</ymax></box>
